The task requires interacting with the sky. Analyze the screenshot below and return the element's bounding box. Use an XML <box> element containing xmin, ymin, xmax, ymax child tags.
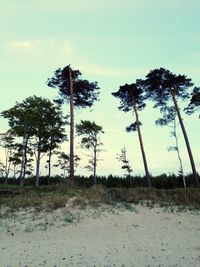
<box><xmin>0</xmin><ymin>0</ymin><xmax>200</xmax><ymax>177</ymax></box>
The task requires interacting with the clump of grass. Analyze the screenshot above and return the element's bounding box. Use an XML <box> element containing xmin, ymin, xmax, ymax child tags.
<box><xmin>108</xmin><ymin>187</ymin><xmax>200</xmax><ymax>208</ymax></box>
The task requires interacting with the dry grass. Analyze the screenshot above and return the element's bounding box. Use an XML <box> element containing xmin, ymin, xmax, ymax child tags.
<box><xmin>0</xmin><ymin>185</ymin><xmax>200</xmax><ymax>212</ymax></box>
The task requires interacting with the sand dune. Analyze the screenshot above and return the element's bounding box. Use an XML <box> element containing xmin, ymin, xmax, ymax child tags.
<box><xmin>0</xmin><ymin>205</ymin><xmax>200</xmax><ymax>267</ymax></box>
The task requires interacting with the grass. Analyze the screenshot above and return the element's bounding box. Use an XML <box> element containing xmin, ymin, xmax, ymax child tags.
<box><xmin>0</xmin><ymin>184</ymin><xmax>200</xmax><ymax>212</ymax></box>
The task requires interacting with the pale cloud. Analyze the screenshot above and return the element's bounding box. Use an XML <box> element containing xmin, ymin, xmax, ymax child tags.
<box><xmin>79</xmin><ymin>62</ymin><xmax>146</xmax><ymax>77</ymax></box>
<box><xmin>6</xmin><ymin>40</ymin><xmax>39</xmax><ymax>50</ymax></box>
<box><xmin>5</xmin><ymin>39</ymin><xmax>74</xmax><ymax>55</ymax></box>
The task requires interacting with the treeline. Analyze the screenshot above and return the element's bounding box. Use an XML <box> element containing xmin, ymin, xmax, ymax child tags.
<box><xmin>0</xmin><ymin>174</ymin><xmax>199</xmax><ymax>189</ymax></box>
<box><xmin>0</xmin><ymin>65</ymin><xmax>200</xmax><ymax>188</ymax></box>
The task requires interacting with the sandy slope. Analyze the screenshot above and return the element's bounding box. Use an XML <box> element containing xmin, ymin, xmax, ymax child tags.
<box><xmin>0</xmin><ymin>205</ymin><xmax>200</xmax><ymax>267</ymax></box>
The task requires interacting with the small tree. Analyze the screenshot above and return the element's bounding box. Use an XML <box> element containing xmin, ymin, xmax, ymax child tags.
<box><xmin>117</xmin><ymin>147</ymin><xmax>133</xmax><ymax>185</ymax></box>
<box><xmin>142</xmin><ymin>68</ymin><xmax>199</xmax><ymax>187</ymax></box>
<box><xmin>76</xmin><ymin>120</ymin><xmax>104</xmax><ymax>185</ymax></box>
<box><xmin>155</xmin><ymin>106</ymin><xmax>186</xmax><ymax>188</ymax></box>
<box><xmin>47</xmin><ymin>65</ymin><xmax>99</xmax><ymax>184</ymax></box>
<box><xmin>112</xmin><ymin>83</ymin><xmax>152</xmax><ymax>187</ymax></box>
<box><xmin>0</xmin><ymin>131</ymin><xmax>15</xmax><ymax>183</ymax></box>
<box><xmin>1</xmin><ymin>102</ymin><xmax>35</xmax><ymax>185</ymax></box>
<box><xmin>54</xmin><ymin>152</ymin><xmax>80</xmax><ymax>179</ymax></box>
<box><xmin>45</xmin><ymin>109</ymin><xmax>67</xmax><ymax>185</ymax></box>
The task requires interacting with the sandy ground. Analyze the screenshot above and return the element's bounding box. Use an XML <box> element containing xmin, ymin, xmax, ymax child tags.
<box><xmin>0</xmin><ymin>204</ymin><xmax>200</xmax><ymax>267</ymax></box>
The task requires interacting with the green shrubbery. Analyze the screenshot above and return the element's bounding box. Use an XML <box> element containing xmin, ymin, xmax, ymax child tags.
<box><xmin>0</xmin><ymin>173</ymin><xmax>199</xmax><ymax>189</ymax></box>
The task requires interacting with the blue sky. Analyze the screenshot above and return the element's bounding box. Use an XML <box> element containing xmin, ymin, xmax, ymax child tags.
<box><xmin>0</xmin><ymin>0</ymin><xmax>200</xmax><ymax>176</ymax></box>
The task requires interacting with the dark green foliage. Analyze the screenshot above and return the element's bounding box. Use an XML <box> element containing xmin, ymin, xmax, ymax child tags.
<box><xmin>53</xmin><ymin>152</ymin><xmax>80</xmax><ymax>177</ymax></box>
<box><xmin>76</xmin><ymin>120</ymin><xmax>104</xmax><ymax>185</ymax></box>
<box><xmin>112</xmin><ymin>82</ymin><xmax>146</xmax><ymax>112</ymax></box>
<box><xmin>185</xmin><ymin>87</ymin><xmax>200</xmax><ymax>117</ymax></box>
<box><xmin>141</xmin><ymin>67</ymin><xmax>193</xmax><ymax>107</ymax></box>
<box><xmin>117</xmin><ymin>147</ymin><xmax>133</xmax><ymax>179</ymax></box>
<box><xmin>47</xmin><ymin>65</ymin><xmax>100</xmax><ymax>108</ymax></box>
<box><xmin>1</xmin><ymin>96</ymin><xmax>67</xmax><ymax>186</ymax></box>
<box><xmin>1</xmin><ymin>173</ymin><xmax>198</xmax><ymax>189</ymax></box>
<box><xmin>76</xmin><ymin>120</ymin><xmax>104</xmax><ymax>151</ymax></box>
<box><xmin>126</xmin><ymin>121</ymin><xmax>142</xmax><ymax>132</ymax></box>
<box><xmin>155</xmin><ymin>106</ymin><xmax>176</xmax><ymax>126</ymax></box>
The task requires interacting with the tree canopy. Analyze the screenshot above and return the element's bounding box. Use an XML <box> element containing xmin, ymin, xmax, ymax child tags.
<box><xmin>47</xmin><ymin>65</ymin><xmax>100</xmax><ymax>107</ymax></box>
<box><xmin>112</xmin><ymin>82</ymin><xmax>146</xmax><ymax>112</ymax></box>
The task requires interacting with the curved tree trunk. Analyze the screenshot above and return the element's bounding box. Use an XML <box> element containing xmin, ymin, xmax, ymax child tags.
<box><xmin>69</xmin><ymin>68</ymin><xmax>75</xmax><ymax>185</ymax></box>
<box><xmin>171</xmin><ymin>90</ymin><xmax>199</xmax><ymax>187</ymax></box>
<box><xmin>133</xmin><ymin>101</ymin><xmax>152</xmax><ymax>187</ymax></box>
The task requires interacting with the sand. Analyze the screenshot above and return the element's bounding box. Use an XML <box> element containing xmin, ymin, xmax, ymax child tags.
<box><xmin>0</xmin><ymin>204</ymin><xmax>200</xmax><ymax>267</ymax></box>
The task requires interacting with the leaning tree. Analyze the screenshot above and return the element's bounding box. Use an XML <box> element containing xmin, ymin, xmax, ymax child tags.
<box><xmin>76</xmin><ymin>120</ymin><xmax>104</xmax><ymax>185</ymax></box>
<box><xmin>142</xmin><ymin>68</ymin><xmax>199</xmax><ymax>187</ymax></box>
<box><xmin>155</xmin><ymin>106</ymin><xmax>186</xmax><ymax>188</ymax></box>
<box><xmin>112</xmin><ymin>83</ymin><xmax>152</xmax><ymax>187</ymax></box>
<box><xmin>47</xmin><ymin>65</ymin><xmax>99</xmax><ymax>184</ymax></box>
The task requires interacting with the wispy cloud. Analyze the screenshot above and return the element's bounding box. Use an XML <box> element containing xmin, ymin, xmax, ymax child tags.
<box><xmin>5</xmin><ymin>39</ymin><xmax>74</xmax><ymax>55</ymax></box>
<box><xmin>6</xmin><ymin>40</ymin><xmax>39</xmax><ymax>50</ymax></box>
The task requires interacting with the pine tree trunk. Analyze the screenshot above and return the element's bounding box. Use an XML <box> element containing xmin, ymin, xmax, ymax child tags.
<box><xmin>5</xmin><ymin>149</ymin><xmax>12</xmax><ymax>184</ymax></box>
<box><xmin>171</xmin><ymin>90</ymin><xmax>199</xmax><ymax>187</ymax></box>
<box><xmin>5</xmin><ymin>160</ymin><xmax>11</xmax><ymax>184</ymax></box>
<box><xmin>21</xmin><ymin>137</ymin><xmax>29</xmax><ymax>186</ymax></box>
<box><xmin>132</xmin><ymin>101</ymin><xmax>152</xmax><ymax>187</ymax></box>
<box><xmin>19</xmin><ymin>135</ymin><xmax>26</xmax><ymax>186</ymax></box>
<box><xmin>48</xmin><ymin>148</ymin><xmax>52</xmax><ymax>185</ymax></box>
<box><xmin>35</xmin><ymin>144</ymin><xmax>41</xmax><ymax>187</ymax></box>
<box><xmin>93</xmin><ymin>142</ymin><xmax>97</xmax><ymax>186</ymax></box>
<box><xmin>69</xmin><ymin>67</ymin><xmax>75</xmax><ymax>185</ymax></box>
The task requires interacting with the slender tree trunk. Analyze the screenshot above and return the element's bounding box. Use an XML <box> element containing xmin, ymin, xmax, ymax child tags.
<box><xmin>19</xmin><ymin>135</ymin><xmax>26</xmax><ymax>185</ymax></box>
<box><xmin>5</xmin><ymin>159</ymin><xmax>11</xmax><ymax>184</ymax></box>
<box><xmin>93</xmin><ymin>142</ymin><xmax>97</xmax><ymax>186</ymax></box>
<box><xmin>48</xmin><ymin>148</ymin><xmax>52</xmax><ymax>185</ymax></box>
<box><xmin>173</xmin><ymin>120</ymin><xmax>186</xmax><ymax>188</ymax></box>
<box><xmin>171</xmin><ymin>90</ymin><xmax>199</xmax><ymax>187</ymax></box>
<box><xmin>5</xmin><ymin>149</ymin><xmax>12</xmax><ymax>184</ymax></box>
<box><xmin>21</xmin><ymin>136</ymin><xmax>29</xmax><ymax>186</ymax></box>
<box><xmin>69</xmin><ymin>67</ymin><xmax>75</xmax><ymax>185</ymax></box>
<box><xmin>35</xmin><ymin>143</ymin><xmax>41</xmax><ymax>187</ymax></box>
<box><xmin>132</xmin><ymin>101</ymin><xmax>152</xmax><ymax>187</ymax></box>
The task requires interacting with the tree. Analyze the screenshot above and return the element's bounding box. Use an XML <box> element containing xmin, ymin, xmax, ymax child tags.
<box><xmin>54</xmin><ymin>152</ymin><xmax>80</xmax><ymax>178</ymax></box>
<box><xmin>45</xmin><ymin>109</ymin><xmax>67</xmax><ymax>185</ymax></box>
<box><xmin>155</xmin><ymin>106</ymin><xmax>186</xmax><ymax>188</ymax></box>
<box><xmin>112</xmin><ymin>83</ymin><xmax>152</xmax><ymax>187</ymax></box>
<box><xmin>1</xmin><ymin>101</ymin><xmax>35</xmax><ymax>185</ymax></box>
<box><xmin>76</xmin><ymin>120</ymin><xmax>104</xmax><ymax>185</ymax></box>
<box><xmin>47</xmin><ymin>65</ymin><xmax>100</xmax><ymax>184</ymax></box>
<box><xmin>142</xmin><ymin>68</ymin><xmax>199</xmax><ymax>187</ymax></box>
<box><xmin>185</xmin><ymin>87</ymin><xmax>200</xmax><ymax>118</ymax></box>
<box><xmin>0</xmin><ymin>131</ymin><xmax>15</xmax><ymax>183</ymax></box>
<box><xmin>1</xmin><ymin>96</ymin><xmax>66</xmax><ymax>186</ymax></box>
<box><xmin>117</xmin><ymin>147</ymin><xmax>133</xmax><ymax>184</ymax></box>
